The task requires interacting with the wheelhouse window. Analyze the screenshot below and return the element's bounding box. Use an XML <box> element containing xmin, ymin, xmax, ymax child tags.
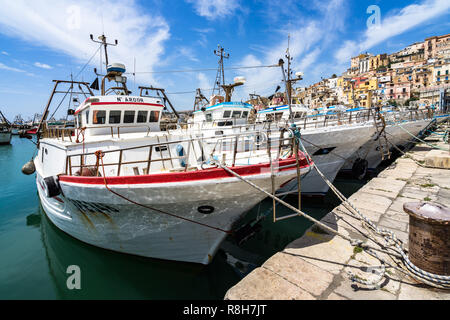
<box><xmin>86</xmin><ymin>110</ymin><xmax>89</xmax><ymax>124</ymax></box>
<box><xmin>242</xmin><ymin>111</ymin><xmax>249</xmax><ymax>118</ymax></box>
<box><xmin>205</xmin><ymin>113</ymin><xmax>212</xmax><ymax>122</ymax></box>
<box><xmin>232</xmin><ymin>111</ymin><xmax>241</xmax><ymax>118</ymax></box>
<box><xmin>93</xmin><ymin>110</ymin><xmax>106</xmax><ymax>124</ymax></box>
<box><xmin>275</xmin><ymin>112</ymin><xmax>283</xmax><ymax>121</ymax></box>
<box><xmin>223</xmin><ymin>110</ymin><xmax>231</xmax><ymax>118</ymax></box>
<box><xmin>124</xmin><ymin>111</ymin><xmax>135</xmax><ymax>123</ymax></box>
<box><xmin>149</xmin><ymin>110</ymin><xmax>160</xmax><ymax>122</ymax></box>
<box><xmin>137</xmin><ymin>111</ymin><xmax>148</xmax><ymax>123</ymax></box>
<box><xmin>109</xmin><ymin>110</ymin><xmax>121</xmax><ymax>124</ymax></box>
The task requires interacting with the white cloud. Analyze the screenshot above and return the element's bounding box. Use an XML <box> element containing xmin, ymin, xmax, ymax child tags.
<box><xmin>178</xmin><ymin>47</ymin><xmax>199</xmax><ymax>63</ymax></box>
<box><xmin>0</xmin><ymin>0</ymin><xmax>170</xmax><ymax>85</ymax></box>
<box><xmin>34</xmin><ymin>62</ymin><xmax>53</xmax><ymax>69</ymax></box>
<box><xmin>1</xmin><ymin>51</ymin><xmax>8</xmax><ymax>55</ymax></box>
<box><xmin>0</xmin><ymin>62</ymin><xmax>26</xmax><ymax>73</ymax></box>
<box><xmin>234</xmin><ymin>0</ymin><xmax>347</xmax><ymax>99</ymax></box>
<box><xmin>335</xmin><ymin>0</ymin><xmax>450</xmax><ymax>63</ymax></box>
<box><xmin>186</xmin><ymin>0</ymin><xmax>240</xmax><ymax>20</ymax></box>
<box><xmin>197</xmin><ymin>72</ymin><xmax>211</xmax><ymax>90</ymax></box>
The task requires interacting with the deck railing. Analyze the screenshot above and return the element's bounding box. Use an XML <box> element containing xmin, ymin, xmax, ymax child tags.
<box><xmin>64</xmin><ymin>129</ymin><xmax>297</xmax><ymax>178</ymax></box>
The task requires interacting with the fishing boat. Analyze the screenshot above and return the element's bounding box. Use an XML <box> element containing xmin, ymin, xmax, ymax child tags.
<box><xmin>29</xmin><ymin>36</ymin><xmax>312</xmax><ymax>265</ymax></box>
<box><xmin>254</xmin><ymin>105</ymin><xmax>377</xmax><ymax>195</ymax></box>
<box><xmin>341</xmin><ymin>108</ymin><xmax>436</xmax><ymax>173</ymax></box>
<box><xmin>0</xmin><ymin>111</ymin><xmax>12</xmax><ymax>145</ymax></box>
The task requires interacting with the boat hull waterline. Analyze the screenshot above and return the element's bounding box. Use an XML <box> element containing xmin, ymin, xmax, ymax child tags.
<box><xmin>37</xmin><ymin>156</ymin><xmax>311</xmax><ymax>264</ymax></box>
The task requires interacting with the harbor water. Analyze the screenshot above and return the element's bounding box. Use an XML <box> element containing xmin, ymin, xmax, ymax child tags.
<box><xmin>0</xmin><ymin>136</ymin><xmax>366</xmax><ymax>299</ymax></box>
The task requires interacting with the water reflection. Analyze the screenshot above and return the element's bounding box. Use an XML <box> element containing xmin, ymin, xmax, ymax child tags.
<box><xmin>36</xmin><ymin>205</ymin><xmax>240</xmax><ymax>299</ymax></box>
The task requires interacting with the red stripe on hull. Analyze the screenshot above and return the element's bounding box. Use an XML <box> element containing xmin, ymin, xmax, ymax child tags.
<box><xmin>59</xmin><ymin>156</ymin><xmax>311</xmax><ymax>185</ymax></box>
<box><xmin>91</xmin><ymin>102</ymin><xmax>164</xmax><ymax>107</ymax></box>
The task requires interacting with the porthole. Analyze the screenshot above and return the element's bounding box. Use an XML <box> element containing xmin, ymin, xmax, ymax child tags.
<box><xmin>197</xmin><ymin>205</ymin><xmax>214</xmax><ymax>215</ymax></box>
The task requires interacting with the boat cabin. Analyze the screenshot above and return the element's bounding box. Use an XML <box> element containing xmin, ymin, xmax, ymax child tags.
<box><xmin>256</xmin><ymin>104</ymin><xmax>309</xmax><ymax>123</ymax></box>
<box><xmin>190</xmin><ymin>101</ymin><xmax>252</xmax><ymax>127</ymax></box>
<box><xmin>74</xmin><ymin>95</ymin><xmax>164</xmax><ymax>136</ymax></box>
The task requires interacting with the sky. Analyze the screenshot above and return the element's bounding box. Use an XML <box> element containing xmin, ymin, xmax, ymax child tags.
<box><xmin>0</xmin><ymin>0</ymin><xmax>449</xmax><ymax>120</ymax></box>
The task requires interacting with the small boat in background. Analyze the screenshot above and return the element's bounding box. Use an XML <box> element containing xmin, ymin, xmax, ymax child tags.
<box><xmin>0</xmin><ymin>110</ymin><xmax>12</xmax><ymax>145</ymax></box>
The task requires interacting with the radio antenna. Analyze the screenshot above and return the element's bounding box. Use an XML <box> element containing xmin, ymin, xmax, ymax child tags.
<box><xmin>90</xmin><ymin>33</ymin><xmax>118</xmax><ymax>67</ymax></box>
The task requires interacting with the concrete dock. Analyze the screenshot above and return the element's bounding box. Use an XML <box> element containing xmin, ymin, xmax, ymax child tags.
<box><xmin>225</xmin><ymin>128</ymin><xmax>450</xmax><ymax>300</ymax></box>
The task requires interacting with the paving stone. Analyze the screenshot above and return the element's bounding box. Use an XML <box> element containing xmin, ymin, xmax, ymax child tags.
<box><xmin>359</xmin><ymin>177</ymin><xmax>406</xmax><ymax>199</ymax></box>
<box><xmin>347</xmin><ymin>192</ymin><xmax>392</xmax><ymax>214</ymax></box>
<box><xmin>398</xmin><ymin>281</ymin><xmax>450</xmax><ymax>300</ymax></box>
<box><xmin>424</xmin><ymin>149</ymin><xmax>450</xmax><ymax>169</ymax></box>
<box><xmin>263</xmin><ymin>252</ymin><xmax>334</xmax><ymax>297</ymax></box>
<box><xmin>224</xmin><ymin>267</ymin><xmax>316</xmax><ymax>300</ymax></box>
<box><xmin>385</xmin><ymin>210</ymin><xmax>410</xmax><ymax>224</ymax></box>
<box><xmin>284</xmin><ymin>232</ymin><xmax>354</xmax><ymax>275</ymax></box>
<box><xmin>388</xmin><ymin>196</ymin><xmax>419</xmax><ymax>213</ymax></box>
<box><xmin>378</xmin><ymin>163</ymin><xmax>417</xmax><ymax>180</ymax></box>
<box><xmin>378</xmin><ymin>216</ymin><xmax>408</xmax><ymax>232</ymax></box>
<box><xmin>326</xmin><ymin>293</ymin><xmax>348</xmax><ymax>300</ymax></box>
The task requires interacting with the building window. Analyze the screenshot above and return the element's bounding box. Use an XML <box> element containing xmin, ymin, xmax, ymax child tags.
<box><xmin>92</xmin><ymin>110</ymin><xmax>106</xmax><ymax>124</ymax></box>
<box><xmin>150</xmin><ymin>111</ymin><xmax>160</xmax><ymax>122</ymax></box>
<box><xmin>109</xmin><ymin>110</ymin><xmax>121</xmax><ymax>124</ymax></box>
<box><xmin>123</xmin><ymin>111</ymin><xmax>135</xmax><ymax>123</ymax></box>
<box><xmin>137</xmin><ymin>111</ymin><xmax>148</xmax><ymax>123</ymax></box>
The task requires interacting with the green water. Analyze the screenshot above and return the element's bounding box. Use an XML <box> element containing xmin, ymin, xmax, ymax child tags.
<box><xmin>0</xmin><ymin>136</ymin><xmax>365</xmax><ymax>299</ymax></box>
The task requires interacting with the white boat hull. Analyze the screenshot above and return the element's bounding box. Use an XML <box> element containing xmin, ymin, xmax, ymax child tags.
<box><xmin>37</xmin><ymin>159</ymin><xmax>309</xmax><ymax>264</ymax></box>
<box><xmin>0</xmin><ymin>132</ymin><xmax>11</xmax><ymax>144</ymax></box>
<box><xmin>342</xmin><ymin>119</ymin><xmax>432</xmax><ymax>171</ymax></box>
<box><xmin>280</xmin><ymin>124</ymin><xmax>376</xmax><ymax>195</ymax></box>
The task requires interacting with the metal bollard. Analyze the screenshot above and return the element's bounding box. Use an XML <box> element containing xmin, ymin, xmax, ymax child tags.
<box><xmin>403</xmin><ymin>202</ymin><xmax>450</xmax><ymax>276</ymax></box>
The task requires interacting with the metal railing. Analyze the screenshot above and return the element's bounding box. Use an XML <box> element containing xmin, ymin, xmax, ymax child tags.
<box><xmin>64</xmin><ymin>129</ymin><xmax>297</xmax><ymax>178</ymax></box>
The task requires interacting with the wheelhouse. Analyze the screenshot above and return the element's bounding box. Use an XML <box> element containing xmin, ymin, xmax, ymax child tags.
<box><xmin>74</xmin><ymin>95</ymin><xmax>164</xmax><ymax>136</ymax></box>
<box><xmin>191</xmin><ymin>101</ymin><xmax>252</xmax><ymax>127</ymax></box>
<box><xmin>256</xmin><ymin>104</ymin><xmax>309</xmax><ymax>123</ymax></box>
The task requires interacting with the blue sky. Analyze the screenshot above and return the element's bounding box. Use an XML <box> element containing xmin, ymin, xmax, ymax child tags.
<box><xmin>0</xmin><ymin>0</ymin><xmax>449</xmax><ymax>120</ymax></box>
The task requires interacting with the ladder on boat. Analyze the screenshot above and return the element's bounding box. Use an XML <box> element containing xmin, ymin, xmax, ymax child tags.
<box><xmin>373</xmin><ymin>110</ymin><xmax>390</xmax><ymax>161</ymax></box>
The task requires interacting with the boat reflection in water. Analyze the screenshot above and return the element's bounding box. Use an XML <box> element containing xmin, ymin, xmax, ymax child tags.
<box><xmin>35</xmin><ymin>205</ymin><xmax>241</xmax><ymax>299</ymax></box>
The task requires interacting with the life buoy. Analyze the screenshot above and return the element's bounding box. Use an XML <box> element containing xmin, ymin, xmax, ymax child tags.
<box><xmin>42</xmin><ymin>176</ymin><xmax>61</xmax><ymax>198</ymax></box>
<box><xmin>352</xmin><ymin>158</ymin><xmax>368</xmax><ymax>180</ymax></box>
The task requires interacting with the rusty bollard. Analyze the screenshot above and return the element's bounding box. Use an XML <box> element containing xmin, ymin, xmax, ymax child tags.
<box><xmin>403</xmin><ymin>202</ymin><xmax>450</xmax><ymax>276</ymax></box>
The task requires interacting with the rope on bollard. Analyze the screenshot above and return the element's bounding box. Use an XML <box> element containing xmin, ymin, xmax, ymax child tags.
<box><xmin>295</xmin><ymin>134</ymin><xmax>450</xmax><ymax>289</ymax></box>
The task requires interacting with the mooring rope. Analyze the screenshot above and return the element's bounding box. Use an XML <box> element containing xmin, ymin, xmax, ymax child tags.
<box><xmin>395</xmin><ymin>122</ymin><xmax>448</xmax><ymax>151</ymax></box>
<box><xmin>295</xmin><ymin>132</ymin><xmax>450</xmax><ymax>289</ymax></box>
<box><xmin>95</xmin><ymin>150</ymin><xmax>232</xmax><ymax>235</ymax></box>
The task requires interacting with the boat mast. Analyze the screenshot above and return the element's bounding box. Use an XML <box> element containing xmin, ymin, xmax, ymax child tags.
<box><xmin>193</xmin><ymin>88</ymin><xmax>209</xmax><ymax>111</ymax></box>
<box><xmin>280</xmin><ymin>35</ymin><xmax>303</xmax><ymax>125</ymax></box>
<box><xmin>212</xmin><ymin>45</ymin><xmax>229</xmax><ymax>96</ymax></box>
<box><xmin>89</xmin><ymin>34</ymin><xmax>128</xmax><ymax>96</ymax></box>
